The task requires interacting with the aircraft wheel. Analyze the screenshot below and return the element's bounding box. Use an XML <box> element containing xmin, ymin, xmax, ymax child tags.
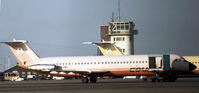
<box><xmin>151</xmin><ymin>78</ymin><xmax>156</xmax><ymax>82</ymax></box>
<box><xmin>82</xmin><ymin>77</ymin><xmax>89</xmax><ymax>83</ymax></box>
<box><xmin>90</xmin><ymin>77</ymin><xmax>97</xmax><ymax>83</ymax></box>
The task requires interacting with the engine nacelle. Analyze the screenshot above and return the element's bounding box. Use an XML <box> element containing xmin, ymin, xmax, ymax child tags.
<box><xmin>28</xmin><ymin>64</ymin><xmax>55</xmax><ymax>71</ymax></box>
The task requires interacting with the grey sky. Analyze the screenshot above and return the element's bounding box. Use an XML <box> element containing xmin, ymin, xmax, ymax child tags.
<box><xmin>0</xmin><ymin>0</ymin><xmax>199</xmax><ymax>71</ymax></box>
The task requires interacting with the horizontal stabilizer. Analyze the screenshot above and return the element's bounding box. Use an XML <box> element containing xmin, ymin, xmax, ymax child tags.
<box><xmin>1</xmin><ymin>39</ymin><xmax>27</xmax><ymax>45</ymax></box>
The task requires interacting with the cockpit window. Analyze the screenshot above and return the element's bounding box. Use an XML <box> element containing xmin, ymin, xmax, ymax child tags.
<box><xmin>174</xmin><ymin>58</ymin><xmax>184</xmax><ymax>62</ymax></box>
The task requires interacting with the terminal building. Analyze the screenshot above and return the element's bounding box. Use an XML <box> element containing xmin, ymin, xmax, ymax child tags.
<box><xmin>3</xmin><ymin>66</ymin><xmax>51</xmax><ymax>81</ymax></box>
<box><xmin>100</xmin><ymin>20</ymin><xmax>138</xmax><ymax>55</ymax></box>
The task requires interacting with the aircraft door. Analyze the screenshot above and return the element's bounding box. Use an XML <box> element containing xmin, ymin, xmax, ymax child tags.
<box><xmin>149</xmin><ymin>57</ymin><xmax>156</xmax><ymax>68</ymax></box>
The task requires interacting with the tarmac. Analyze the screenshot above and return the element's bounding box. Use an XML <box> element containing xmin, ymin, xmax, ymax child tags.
<box><xmin>0</xmin><ymin>78</ymin><xmax>199</xmax><ymax>93</ymax></box>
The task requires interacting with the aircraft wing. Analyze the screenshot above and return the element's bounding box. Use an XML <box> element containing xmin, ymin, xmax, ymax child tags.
<box><xmin>55</xmin><ymin>69</ymin><xmax>109</xmax><ymax>75</ymax></box>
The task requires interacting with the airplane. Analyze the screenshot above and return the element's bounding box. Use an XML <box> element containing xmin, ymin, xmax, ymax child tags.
<box><xmin>1</xmin><ymin>39</ymin><xmax>196</xmax><ymax>83</ymax></box>
<box><xmin>88</xmin><ymin>41</ymin><xmax>199</xmax><ymax>77</ymax></box>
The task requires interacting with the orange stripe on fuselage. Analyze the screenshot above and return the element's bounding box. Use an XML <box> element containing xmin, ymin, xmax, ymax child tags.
<box><xmin>50</xmin><ymin>70</ymin><xmax>156</xmax><ymax>77</ymax></box>
<box><xmin>191</xmin><ymin>70</ymin><xmax>199</xmax><ymax>75</ymax></box>
<box><xmin>109</xmin><ymin>71</ymin><xmax>156</xmax><ymax>76</ymax></box>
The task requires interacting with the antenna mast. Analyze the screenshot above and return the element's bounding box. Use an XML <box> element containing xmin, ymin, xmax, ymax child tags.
<box><xmin>111</xmin><ymin>12</ymin><xmax>114</xmax><ymax>22</ymax></box>
<box><xmin>118</xmin><ymin>0</ymin><xmax>121</xmax><ymax>21</ymax></box>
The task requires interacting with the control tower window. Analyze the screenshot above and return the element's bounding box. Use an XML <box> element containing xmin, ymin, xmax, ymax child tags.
<box><xmin>121</xmin><ymin>23</ymin><xmax>124</xmax><ymax>30</ymax></box>
<box><xmin>117</xmin><ymin>25</ymin><xmax>120</xmax><ymax>30</ymax></box>
<box><xmin>125</xmin><ymin>25</ymin><xmax>129</xmax><ymax>30</ymax></box>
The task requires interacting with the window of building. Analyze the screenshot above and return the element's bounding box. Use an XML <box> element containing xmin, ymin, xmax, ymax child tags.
<box><xmin>27</xmin><ymin>72</ymin><xmax>31</xmax><ymax>75</ymax></box>
<box><xmin>122</xmin><ymin>49</ymin><xmax>125</xmax><ymax>53</ymax></box>
<box><xmin>125</xmin><ymin>25</ymin><xmax>129</xmax><ymax>30</ymax></box>
<box><xmin>121</xmin><ymin>24</ymin><xmax>124</xmax><ymax>30</ymax></box>
<box><xmin>117</xmin><ymin>25</ymin><xmax>120</xmax><ymax>30</ymax></box>
<box><xmin>116</xmin><ymin>37</ymin><xmax>122</xmax><ymax>41</ymax></box>
<box><xmin>32</xmin><ymin>72</ymin><xmax>37</xmax><ymax>75</ymax></box>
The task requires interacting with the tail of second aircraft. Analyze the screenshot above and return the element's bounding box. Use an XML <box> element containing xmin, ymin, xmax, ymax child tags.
<box><xmin>83</xmin><ymin>42</ymin><xmax>123</xmax><ymax>56</ymax></box>
<box><xmin>1</xmin><ymin>39</ymin><xmax>39</xmax><ymax>68</ymax></box>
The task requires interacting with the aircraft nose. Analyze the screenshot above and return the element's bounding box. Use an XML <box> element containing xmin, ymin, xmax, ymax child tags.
<box><xmin>171</xmin><ymin>61</ymin><xmax>196</xmax><ymax>72</ymax></box>
<box><xmin>189</xmin><ymin>63</ymin><xmax>197</xmax><ymax>71</ymax></box>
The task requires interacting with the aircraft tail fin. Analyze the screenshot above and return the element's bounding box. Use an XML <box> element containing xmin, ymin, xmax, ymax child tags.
<box><xmin>83</xmin><ymin>41</ymin><xmax>123</xmax><ymax>56</ymax></box>
<box><xmin>1</xmin><ymin>39</ymin><xmax>39</xmax><ymax>68</ymax></box>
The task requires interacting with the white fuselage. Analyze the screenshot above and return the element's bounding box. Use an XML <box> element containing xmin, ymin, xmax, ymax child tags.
<box><xmin>33</xmin><ymin>55</ymin><xmax>149</xmax><ymax>71</ymax></box>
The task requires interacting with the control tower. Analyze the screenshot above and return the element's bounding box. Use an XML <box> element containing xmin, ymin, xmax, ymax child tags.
<box><xmin>99</xmin><ymin>0</ymin><xmax>138</xmax><ymax>55</ymax></box>
<box><xmin>100</xmin><ymin>21</ymin><xmax>138</xmax><ymax>55</ymax></box>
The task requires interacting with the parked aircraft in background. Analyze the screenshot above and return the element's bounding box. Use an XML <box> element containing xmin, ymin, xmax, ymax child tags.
<box><xmin>1</xmin><ymin>39</ymin><xmax>196</xmax><ymax>83</ymax></box>
<box><xmin>183</xmin><ymin>56</ymin><xmax>199</xmax><ymax>75</ymax></box>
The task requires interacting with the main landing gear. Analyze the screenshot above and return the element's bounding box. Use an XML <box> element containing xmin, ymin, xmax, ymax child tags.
<box><xmin>151</xmin><ymin>73</ymin><xmax>177</xmax><ymax>82</ymax></box>
<box><xmin>82</xmin><ymin>77</ymin><xmax>97</xmax><ymax>83</ymax></box>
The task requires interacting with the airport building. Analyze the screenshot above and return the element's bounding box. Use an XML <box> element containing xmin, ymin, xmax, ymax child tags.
<box><xmin>3</xmin><ymin>66</ymin><xmax>51</xmax><ymax>81</ymax></box>
<box><xmin>100</xmin><ymin>21</ymin><xmax>138</xmax><ymax>55</ymax></box>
